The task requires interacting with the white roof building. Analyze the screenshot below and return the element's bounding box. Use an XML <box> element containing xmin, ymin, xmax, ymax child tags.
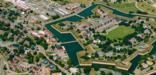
<box><xmin>6</xmin><ymin>0</ymin><xmax>29</xmax><ymax>10</ymax></box>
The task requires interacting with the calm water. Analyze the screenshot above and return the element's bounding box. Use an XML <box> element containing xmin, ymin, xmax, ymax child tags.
<box><xmin>128</xmin><ymin>55</ymin><xmax>141</xmax><ymax>73</ymax></box>
<box><xmin>46</xmin><ymin>25</ymin><xmax>76</xmax><ymax>42</ymax></box>
<box><xmin>99</xmin><ymin>4</ymin><xmax>135</xmax><ymax>18</ymax></box>
<box><xmin>46</xmin><ymin>3</ymin><xmax>154</xmax><ymax>67</ymax></box>
<box><xmin>45</xmin><ymin>2</ymin><xmax>142</xmax><ymax>43</ymax></box>
<box><xmin>65</xmin><ymin>15</ymin><xmax>82</xmax><ymax>22</ymax></box>
<box><xmin>46</xmin><ymin>25</ymin><xmax>84</xmax><ymax>65</ymax></box>
<box><xmin>78</xmin><ymin>4</ymin><xmax>97</xmax><ymax>17</ymax></box>
<box><xmin>46</xmin><ymin>15</ymin><xmax>82</xmax><ymax>26</ymax></box>
<box><xmin>91</xmin><ymin>42</ymin><xmax>156</xmax><ymax>74</ymax></box>
<box><xmin>128</xmin><ymin>41</ymin><xmax>156</xmax><ymax>73</ymax></box>
<box><xmin>152</xmin><ymin>73</ymin><xmax>156</xmax><ymax>75</ymax></box>
<box><xmin>61</xmin><ymin>42</ymin><xmax>83</xmax><ymax>65</ymax></box>
<box><xmin>78</xmin><ymin>3</ymin><xmax>136</xmax><ymax>18</ymax></box>
<box><xmin>92</xmin><ymin>64</ymin><xmax>130</xmax><ymax>75</ymax></box>
<box><xmin>46</xmin><ymin>15</ymin><xmax>84</xmax><ymax>65</ymax></box>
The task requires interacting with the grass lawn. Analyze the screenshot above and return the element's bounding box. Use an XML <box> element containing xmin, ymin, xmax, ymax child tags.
<box><xmin>146</xmin><ymin>19</ymin><xmax>156</xmax><ymax>28</ymax></box>
<box><xmin>137</xmin><ymin>2</ymin><xmax>156</xmax><ymax>15</ymax></box>
<box><xmin>106</xmin><ymin>26</ymin><xmax>135</xmax><ymax>40</ymax></box>
<box><xmin>109</xmin><ymin>3</ymin><xmax>138</xmax><ymax>13</ymax></box>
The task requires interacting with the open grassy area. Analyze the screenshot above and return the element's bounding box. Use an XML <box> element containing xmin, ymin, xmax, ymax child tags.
<box><xmin>137</xmin><ymin>2</ymin><xmax>156</xmax><ymax>15</ymax></box>
<box><xmin>146</xmin><ymin>18</ymin><xmax>156</xmax><ymax>28</ymax></box>
<box><xmin>106</xmin><ymin>26</ymin><xmax>135</xmax><ymax>40</ymax></box>
<box><xmin>109</xmin><ymin>3</ymin><xmax>138</xmax><ymax>13</ymax></box>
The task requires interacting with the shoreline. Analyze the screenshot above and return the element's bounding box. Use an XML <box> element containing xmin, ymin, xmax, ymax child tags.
<box><xmin>45</xmin><ymin>2</ymin><xmax>156</xmax><ymax>73</ymax></box>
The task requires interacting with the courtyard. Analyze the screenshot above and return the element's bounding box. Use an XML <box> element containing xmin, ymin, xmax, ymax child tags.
<box><xmin>106</xmin><ymin>26</ymin><xmax>135</xmax><ymax>40</ymax></box>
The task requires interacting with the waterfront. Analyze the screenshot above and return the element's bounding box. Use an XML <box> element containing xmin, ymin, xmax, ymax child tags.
<box><xmin>78</xmin><ymin>4</ymin><xmax>97</xmax><ymax>17</ymax></box>
<box><xmin>46</xmin><ymin>25</ymin><xmax>76</xmax><ymax>42</ymax></box>
<box><xmin>129</xmin><ymin>41</ymin><xmax>156</xmax><ymax>73</ymax></box>
<box><xmin>99</xmin><ymin>4</ymin><xmax>135</xmax><ymax>18</ymax></box>
<box><xmin>61</xmin><ymin>42</ymin><xmax>83</xmax><ymax>65</ymax></box>
<box><xmin>46</xmin><ymin>2</ymin><xmax>156</xmax><ymax>73</ymax></box>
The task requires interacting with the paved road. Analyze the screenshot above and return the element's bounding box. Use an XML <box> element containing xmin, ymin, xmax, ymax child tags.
<box><xmin>61</xmin><ymin>41</ymin><xmax>77</xmax><ymax>44</ymax></box>
<box><xmin>38</xmin><ymin>46</ymin><xmax>71</xmax><ymax>75</ymax></box>
<box><xmin>135</xmin><ymin>1</ymin><xmax>156</xmax><ymax>16</ymax></box>
<box><xmin>135</xmin><ymin>2</ymin><xmax>145</xmax><ymax>12</ymax></box>
<box><xmin>96</xmin><ymin>2</ymin><xmax>156</xmax><ymax>18</ymax></box>
<box><xmin>45</xmin><ymin>4</ymin><xmax>92</xmax><ymax>25</ymax></box>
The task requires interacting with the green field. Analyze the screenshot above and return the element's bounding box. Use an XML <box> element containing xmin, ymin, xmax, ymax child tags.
<box><xmin>137</xmin><ymin>2</ymin><xmax>156</xmax><ymax>15</ymax></box>
<box><xmin>109</xmin><ymin>3</ymin><xmax>138</xmax><ymax>13</ymax></box>
<box><xmin>106</xmin><ymin>26</ymin><xmax>135</xmax><ymax>40</ymax></box>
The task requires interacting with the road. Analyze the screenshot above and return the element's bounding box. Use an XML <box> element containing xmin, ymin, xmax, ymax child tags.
<box><xmin>38</xmin><ymin>46</ymin><xmax>71</xmax><ymax>75</ymax></box>
<box><xmin>0</xmin><ymin>54</ymin><xmax>29</xmax><ymax>75</ymax></box>
<box><xmin>135</xmin><ymin>1</ymin><xmax>156</xmax><ymax>16</ymax></box>
<box><xmin>135</xmin><ymin>2</ymin><xmax>145</xmax><ymax>12</ymax></box>
<box><xmin>61</xmin><ymin>41</ymin><xmax>77</xmax><ymax>44</ymax></box>
<box><xmin>46</xmin><ymin>2</ymin><xmax>156</xmax><ymax>28</ymax></box>
<box><xmin>96</xmin><ymin>2</ymin><xmax>156</xmax><ymax>18</ymax></box>
<box><xmin>45</xmin><ymin>4</ymin><xmax>92</xmax><ymax>25</ymax></box>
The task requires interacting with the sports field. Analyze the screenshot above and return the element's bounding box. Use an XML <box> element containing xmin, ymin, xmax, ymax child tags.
<box><xmin>106</xmin><ymin>26</ymin><xmax>135</xmax><ymax>40</ymax></box>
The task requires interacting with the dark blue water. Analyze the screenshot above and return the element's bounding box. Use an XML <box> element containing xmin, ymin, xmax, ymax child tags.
<box><xmin>46</xmin><ymin>25</ymin><xmax>84</xmax><ymax>66</ymax></box>
<box><xmin>128</xmin><ymin>41</ymin><xmax>156</xmax><ymax>73</ymax></box>
<box><xmin>61</xmin><ymin>42</ymin><xmax>83</xmax><ymax>65</ymax></box>
<box><xmin>78</xmin><ymin>4</ymin><xmax>97</xmax><ymax>17</ymax></box>
<box><xmin>82</xmin><ymin>42</ymin><xmax>156</xmax><ymax>74</ymax></box>
<box><xmin>46</xmin><ymin>25</ymin><xmax>76</xmax><ymax>42</ymax></box>
<box><xmin>91</xmin><ymin>64</ymin><xmax>130</xmax><ymax>75</ymax></box>
<box><xmin>45</xmin><ymin>16</ymin><xmax>84</xmax><ymax>66</ymax></box>
<box><xmin>46</xmin><ymin>15</ymin><xmax>82</xmax><ymax>26</ymax></box>
<box><xmin>99</xmin><ymin>4</ymin><xmax>135</xmax><ymax>18</ymax></box>
<box><xmin>128</xmin><ymin>55</ymin><xmax>141</xmax><ymax>73</ymax></box>
<box><xmin>78</xmin><ymin>3</ymin><xmax>136</xmax><ymax>18</ymax></box>
<box><xmin>65</xmin><ymin>15</ymin><xmax>82</xmax><ymax>22</ymax></box>
<box><xmin>45</xmin><ymin>3</ymin><xmax>150</xmax><ymax>67</ymax></box>
<box><xmin>149</xmin><ymin>42</ymin><xmax>156</xmax><ymax>55</ymax></box>
<box><xmin>152</xmin><ymin>73</ymin><xmax>156</xmax><ymax>75</ymax></box>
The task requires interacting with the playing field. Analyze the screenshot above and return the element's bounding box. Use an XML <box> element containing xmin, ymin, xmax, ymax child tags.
<box><xmin>106</xmin><ymin>26</ymin><xmax>135</xmax><ymax>40</ymax></box>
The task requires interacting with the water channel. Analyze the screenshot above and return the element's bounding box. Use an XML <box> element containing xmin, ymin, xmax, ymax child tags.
<box><xmin>128</xmin><ymin>42</ymin><xmax>156</xmax><ymax>73</ymax></box>
<box><xmin>46</xmin><ymin>3</ymin><xmax>155</xmax><ymax>73</ymax></box>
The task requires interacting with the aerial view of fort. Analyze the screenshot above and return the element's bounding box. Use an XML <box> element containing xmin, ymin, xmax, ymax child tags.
<box><xmin>0</xmin><ymin>0</ymin><xmax>156</xmax><ymax>75</ymax></box>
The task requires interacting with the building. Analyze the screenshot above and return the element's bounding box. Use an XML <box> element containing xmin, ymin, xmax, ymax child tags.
<box><xmin>54</xmin><ymin>8</ymin><xmax>70</xmax><ymax>16</ymax></box>
<box><xmin>39</xmin><ymin>15</ymin><xmax>49</xmax><ymax>20</ymax></box>
<box><xmin>103</xmin><ymin>0</ymin><xmax>117</xmax><ymax>3</ymax></box>
<box><xmin>6</xmin><ymin>0</ymin><xmax>29</xmax><ymax>10</ymax></box>
<box><xmin>90</xmin><ymin>16</ymin><xmax>117</xmax><ymax>32</ymax></box>
<box><xmin>77</xmin><ymin>9</ymin><xmax>118</xmax><ymax>32</ymax></box>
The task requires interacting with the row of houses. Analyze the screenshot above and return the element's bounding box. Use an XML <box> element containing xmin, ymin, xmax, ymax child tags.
<box><xmin>6</xmin><ymin>0</ymin><xmax>29</xmax><ymax>10</ymax></box>
<box><xmin>75</xmin><ymin>9</ymin><xmax>118</xmax><ymax>39</ymax></box>
<box><xmin>77</xmin><ymin>9</ymin><xmax>118</xmax><ymax>32</ymax></box>
<box><xmin>6</xmin><ymin>0</ymin><xmax>81</xmax><ymax>21</ymax></box>
<box><xmin>54</xmin><ymin>3</ymin><xmax>81</xmax><ymax>16</ymax></box>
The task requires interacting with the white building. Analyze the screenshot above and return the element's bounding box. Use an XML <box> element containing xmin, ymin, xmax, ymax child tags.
<box><xmin>6</xmin><ymin>0</ymin><xmax>29</xmax><ymax>10</ymax></box>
